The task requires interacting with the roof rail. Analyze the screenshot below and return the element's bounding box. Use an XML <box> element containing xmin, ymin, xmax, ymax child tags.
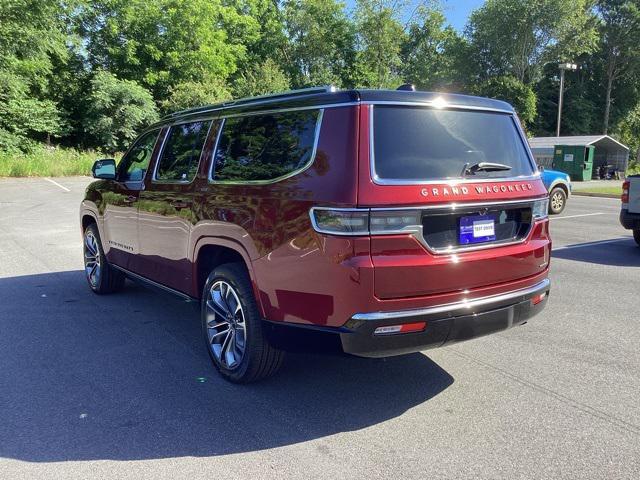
<box><xmin>162</xmin><ymin>86</ymin><xmax>338</xmax><ymax>120</ymax></box>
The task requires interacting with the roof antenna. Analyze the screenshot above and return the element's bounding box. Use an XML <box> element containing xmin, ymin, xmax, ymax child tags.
<box><xmin>397</xmin><ymin>83</ymin><xmax>416</xmax><ymax>92</ymax></box>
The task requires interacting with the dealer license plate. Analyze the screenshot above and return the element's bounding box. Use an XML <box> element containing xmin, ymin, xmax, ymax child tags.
<box><xmin>459</xmin><ymin>215</ymin><xmax>496</xmax><ymax>245</ymax></box>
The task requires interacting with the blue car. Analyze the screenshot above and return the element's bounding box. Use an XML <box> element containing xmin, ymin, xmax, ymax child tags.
<box><xmin>539</xmin><ymin>167</ymin><xmax>572</xmax><ymax>214</ymax></box>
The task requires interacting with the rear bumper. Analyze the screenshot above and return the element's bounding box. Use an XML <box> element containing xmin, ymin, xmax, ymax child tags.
<box><xmin>620</xmin><ymin>208</ymin><xmax>640</xmax><ymax>230</ymax></box>
<box><xmin>339</xmin><ymin>278</ymin><xmax>550</xmax><ymax>357</ymax></box>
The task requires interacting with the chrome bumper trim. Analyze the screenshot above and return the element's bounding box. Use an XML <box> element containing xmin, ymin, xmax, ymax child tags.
<box><xmin>351</xmin><ymin>278</ymin><xmax>550</xmax><ymax>321</ymax></box>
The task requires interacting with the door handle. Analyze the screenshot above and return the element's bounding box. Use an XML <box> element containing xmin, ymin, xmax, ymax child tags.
<box><xmin>170</xmin><ymin>200</ymin><xmax>190</xmax><ymax>209</ymax></box>
<box><xmin>123</xmin><ymin>195</ymin><xmax>137</xmax><ymax>203</ymax></box>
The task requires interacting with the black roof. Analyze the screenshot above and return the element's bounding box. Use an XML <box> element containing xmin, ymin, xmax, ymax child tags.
<box><xmin>153</xmin><ymin>87</ymin><xmax>515</xmax><ymax>128</ymax></box>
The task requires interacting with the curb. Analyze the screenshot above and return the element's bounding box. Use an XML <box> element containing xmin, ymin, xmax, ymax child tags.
<box><xmin>572</xmin><ymin>192</ymin><xmax>619</xmax><ymax>199</ymax></box>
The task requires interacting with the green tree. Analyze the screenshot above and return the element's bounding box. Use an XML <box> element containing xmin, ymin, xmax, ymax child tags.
<box><xmin>401</xmin><ymin>5</ymin><xmax>460</xmax><ymax>90</ymax></box>
<box><xmin>163</xmin><ymin>79</ymin><xmax>232</xmax><ymax>113</ymax></box>
<box><xmin>595</xmin><ymin>0</ymin><xmax>640</xmax><ymax>133</ymax></box>
<box><xmin>84</xmin><ymin>71</ymin><xmax>159</xmax><ymax>153</ymax></box>
<box><xmin>233</xmin><ymin>58</ymin><xmax>290</xmax><ymax>98</ymax></box>
<box><xmin>613</xmin><ymin>103</ymin><xmax>640</xmax><ymax>163</ymax></box>
<box><xmin>533</xmin><ymin>59</ymin><xmax>600</xmax><ymax>136</ymax></box>
<box><xmin>354</xmin><ymin>0</ymin><xmax>407</xmax><ymax>88</ymax></box>
<box><xmin>83</xmin><ymin>0</ymin><xmax>259</xmax><ymax>101</ymax></box>
<box><xmin>474</xmin><ymin>75</ymin><xmax>537</xmax><ymax>125</ymax></box>
<box><xmin>0</xmin><ymin>0</ymin><xmax>71</xmax><ymax>150</ymax></box>
<box><xmin>466</xmin><ymin>0</ymin><xmax>596</xmax><ymax>84</ymax></box>
<box><xmin>0</xmin><ymin>73</ymin><xmax>61</xmax><ymax>150</ymax></box>
<box><xmin>283</xmin><ymin>0</ymin><xmax>356</xmax><ymax>87</ymax></box>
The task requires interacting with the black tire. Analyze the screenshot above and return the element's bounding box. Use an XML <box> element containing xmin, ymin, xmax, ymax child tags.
<box><xmin>201</xmin><ymin>262</ymin><xmax>284</xmax><ymax>383</ymax></box>
<box><xmin>634</xmin><ymin>229</ymin><xmax>640</xmax><ymax>247</ymax></box>
<box><xmin>83</xmin><ymin>223</ymin><xmax>125</xmax><ymax>294</ymax></box>
<box><xmin>549</xmin><ymin>187</ymin><xmax>567</xmax><ymax>215</ymax></box>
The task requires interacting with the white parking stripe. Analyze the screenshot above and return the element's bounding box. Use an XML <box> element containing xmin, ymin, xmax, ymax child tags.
<box><xmin>43</xmin><ymin>178</ymin><xmax>71</xmax><ymax>192</ymax></box>
<box><xmin>553</xmin><ymin>237</ymin><xmax>632</xmax><ymax>251</ymax></box>
<box><xmin>550</xmin><ymin>212</ymin><xmax>607</xmax><ymax>220</ymax></box>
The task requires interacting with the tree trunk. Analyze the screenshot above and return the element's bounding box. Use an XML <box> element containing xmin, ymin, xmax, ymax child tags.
<box><xmin>603</xmin><ymin>73</ymin><xmax>613</xmax><ymax>135</ymax></box>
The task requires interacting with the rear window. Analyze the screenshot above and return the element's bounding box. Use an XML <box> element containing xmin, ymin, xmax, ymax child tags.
<box><xmin>373</xmin><ymin>106</ymin><xmax>534</xmax><ymax>182</ymax></box>
<box><xmin>212</xmin><ymin>110</ymin><xmax>320</xmax><ymax>182</ymax></box>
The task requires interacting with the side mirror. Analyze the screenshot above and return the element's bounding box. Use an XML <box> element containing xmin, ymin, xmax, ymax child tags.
<box><xmin>538</xmin><ymin>165</ymin><xmax>544</xmax><ymax>172</ymax></box>
<box><xmin>92</xmin><ymin>159</ymin><xmax>116</xmax><ymax>179</ymax></box>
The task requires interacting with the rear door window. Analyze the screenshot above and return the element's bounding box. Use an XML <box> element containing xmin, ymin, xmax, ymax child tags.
<box><xmin>373</xmin><ymin>106</ymin><xmax>534</xmax><ymax>182</ymax></box>
<box><xmin>212</xmin><ymin>110</ymin><xmax>320</xmax><ymax>182</ymax></box>
<box><xmin>155</xmin><ymin>120</ymin><xmax>211</xmax><ymax>182</ymax></box>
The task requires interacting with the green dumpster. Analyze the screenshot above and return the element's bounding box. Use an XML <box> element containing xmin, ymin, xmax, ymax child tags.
<box><xmin>552</xmin><ymin>145</ymin><xmax>594</xmax><ymax>181</ymax></box>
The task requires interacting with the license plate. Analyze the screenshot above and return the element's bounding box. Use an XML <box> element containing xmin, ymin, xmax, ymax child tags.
<box><xmin>459</xmin><ymin>215</ymin><xmax>496</xmax><ymax>245</ymax></box>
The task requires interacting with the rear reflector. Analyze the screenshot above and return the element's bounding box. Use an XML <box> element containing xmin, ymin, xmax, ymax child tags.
<box><xmin>374</xmin><ymin>322</ymin><xmax>426</xmax><ymax>335</ymax></box>
<box><xmin>531</xmin><ymin>292</ymin><xmax>547</xmax><ymax>305</ymax></box>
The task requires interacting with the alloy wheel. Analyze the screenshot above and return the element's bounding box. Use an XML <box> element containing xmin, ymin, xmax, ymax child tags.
<box><xmin>205</xmin><ymin>280</ymin><xmax>247</xmax><ymax>369</ymax></box>
<box><xmin>83</xmin><ymin>230</ymin><xmax>102</xmax><ymax>288</ymax></box>
<box><xmin>551</xmin><ymin>191</ymin><xmax>564</xmax><ymax>211</ymax></box>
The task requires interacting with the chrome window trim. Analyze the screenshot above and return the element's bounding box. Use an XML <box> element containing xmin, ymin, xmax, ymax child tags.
<box><xmin>208</xmin><ymin>108</ymin><xmax>324</xmax><ymax>185</ymax></box>
<box><xmin>152</xmin><ymin>120</ymin><xmax>213</xmax><ymax>185</ymax></box>
<box><xmin>368</xmin><ymin>105</ymin><xmax>540</xmax><ymax>186</ymax></box>
<box><xmin>351</xmin><ymin>278</ymin><xmax>550</xmax><ymax>321</ymax></box>
<box><xmin>164</xmin><ymin>102</ymin><xmax>356</xmax><ymax>126</ymax></box>
<box><xmin>310</xmin><ymin>198</ymin><xmax>547</xmax><ymax>254</ymax></box>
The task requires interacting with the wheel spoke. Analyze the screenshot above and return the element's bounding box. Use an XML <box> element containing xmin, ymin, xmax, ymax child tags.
<box><xmin>207</xmin><ymin>318</ymin><xmax>229</xmax><ymax>330</ymax></box>
<box><xmin>84</xmin><ymin>235</ymin><xmax>97</xmax><ymax>256</ymax></box>
<box><xmin>206</xmin><ymin>280</ymin><xmax>246</xmax><ymax>369</ymax></box>
<box><xmin>224</xmin><ymin>331</ymin><xmax>236</xmax><ymax>366</ymax></box>
<box><xmin>206</xmin><ymin>298</ymin><xmax>228</xmax><ymax>319</ymax></box>
<box><xmin>220</xmin><ymin>330</ymin><xmax>233</xmax><ymax>365</ymax></box>
<box><xmin>211</xmin><ymin>289</ymin><xmax>230</xmax><ymax>315</ymax></box>
<box><xmin>209</xmin><ymin>326</ymin><xmax>230</xmax><ymax>343</ymax></box>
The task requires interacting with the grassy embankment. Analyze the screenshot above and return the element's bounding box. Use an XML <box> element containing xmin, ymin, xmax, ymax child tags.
<box><xmin>572</xmin><ymin>185</ymin><xmax>623</xmax><ymax>196</ymax></box>
<box><xmin>0</xmin><ymin>146</ymin><xmax>102</xmax><ymax>177</ymax></box>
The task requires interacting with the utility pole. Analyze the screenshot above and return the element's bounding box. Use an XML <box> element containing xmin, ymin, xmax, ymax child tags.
<box><xmin>556</xmin><ymin>63</ymin><xmax>577</xmax><ymax>137</ymax></box>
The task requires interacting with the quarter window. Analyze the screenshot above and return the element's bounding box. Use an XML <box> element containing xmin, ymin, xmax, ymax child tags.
<box><xmin>155</xmin><ymin>120</ymin><xmax>211</xmax><ymax>182</ymax></box>
<box><xmin>212</xmin><ymin>110</ymin><xmax>320</xmax><ymax>182</ymax></box>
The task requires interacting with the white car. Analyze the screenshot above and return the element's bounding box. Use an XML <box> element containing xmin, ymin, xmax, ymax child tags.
<box><xmin>620</xmin><ymin>175</ymin><xmax>640</xmax><ymax>246</ymax></box>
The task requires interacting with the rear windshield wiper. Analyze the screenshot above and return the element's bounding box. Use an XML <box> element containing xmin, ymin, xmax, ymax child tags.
<box><xmin>461</xmin><ymin>162</ymin><xmax>512</xmax><ymax>177</ymax></box>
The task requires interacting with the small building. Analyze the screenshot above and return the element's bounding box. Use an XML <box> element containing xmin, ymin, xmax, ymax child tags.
<box><xmin>528</xmin><ymin>135</ymin><xmax>629</xmax><ymax>176</ymax></box>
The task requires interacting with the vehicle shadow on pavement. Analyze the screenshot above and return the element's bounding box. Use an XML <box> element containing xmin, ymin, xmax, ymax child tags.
<box><xmin>552</xmin><ymin>238</ymin><xmax>640</xmax><ymax>267</ymax></box>
<box><xmin>0</xmin><ymin>270</ymin><xmax>453</xmax><ymax>462</ymax></box>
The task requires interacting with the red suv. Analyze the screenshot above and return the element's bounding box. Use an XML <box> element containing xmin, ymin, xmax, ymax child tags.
<box><xmin>81</xmin><ymin>87</ymin><xmax>551</xmax><ymax>383</ymax></box>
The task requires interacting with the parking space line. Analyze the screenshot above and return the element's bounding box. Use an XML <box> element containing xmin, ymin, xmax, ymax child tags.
<box><xmin>43</xmin><ymin>178</ymin><xmax>71</xmax><ymax>192</ymax></box>
<box><xmin>553</xmin><ymin>237</ymin><xmax>632</xmax><ymax>251</ymax></box>
<box><xmin>550</xmin><ymin>212</ymin><xmax>607</xmax><ymax>220</ymax></box>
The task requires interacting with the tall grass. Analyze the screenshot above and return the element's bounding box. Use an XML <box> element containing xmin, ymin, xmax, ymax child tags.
<box><xmin>0</xmin><ymin>145</ymin><xmax>104</xmax><ymax>177</ymax></box>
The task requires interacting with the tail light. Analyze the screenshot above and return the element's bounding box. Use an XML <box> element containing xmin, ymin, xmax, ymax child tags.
<box><xmin>622</xmin><ymin>180</ymin><xmax>630</xmax><ymax>203</ymax></box>
<box><xmin>369</xmin><ymin>210</ymin><xmax>421</xmax><ymax>233</ymax></box>
<box><xmin>310</xmin><ymin>208</ymin><xmax>422</xmax><ymax>235</ymax></box>
<box><xmin>532</xmin><ymin>198</ymin><xmax>549</xmax><ymax>220</ymax></box>
<box><xmin>311</xmin><ymin>201</ymin><xmax>548</xmax><ymax>238</ymax></box>
<box><xmin>309</xmin><ymin>208</ymin><xmax>369</xmax><ymax>235</ymax></box>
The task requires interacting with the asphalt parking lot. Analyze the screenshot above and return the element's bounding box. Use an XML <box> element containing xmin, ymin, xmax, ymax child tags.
<box><xmin>0</xmin><ymin>177</ymin><xmax>638</xmax><ymax>480</ymax></box>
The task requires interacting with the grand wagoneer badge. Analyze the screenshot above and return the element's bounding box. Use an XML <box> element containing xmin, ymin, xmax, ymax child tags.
<box><xmin>420</xmin><ymin>183</ymin><xmax>534</xmax><ymax>197</ymax></box>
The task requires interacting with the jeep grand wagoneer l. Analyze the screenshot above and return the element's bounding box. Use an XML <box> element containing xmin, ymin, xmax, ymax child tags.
<box><xmin>80</xmin><ymin>87</ymin><xmax>551</xmax><ymax>383</ymax></box>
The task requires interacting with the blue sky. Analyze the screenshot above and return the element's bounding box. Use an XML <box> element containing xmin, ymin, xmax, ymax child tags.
<box><xmin>344</xmin><ymin>1</ymin><xmax>485</xmax><ymax>32</ymax></box>
<box><xmin>441</xmin><ymin>0</ymin><xmax>485</xmax><ymax>31</ymax></box>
